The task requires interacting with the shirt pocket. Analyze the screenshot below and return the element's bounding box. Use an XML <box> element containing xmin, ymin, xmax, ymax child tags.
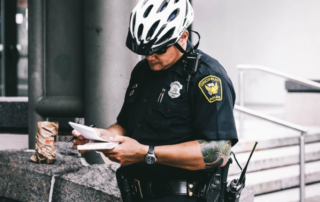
<box><xmin>151</xmin><ymin>92</ymin><xmax>190</xmax><ymax>137</ymax></box>
<box><xmin>126</xmin><ymin>86</ymin><xmax>139</xmax><ymax>103</ymax></box>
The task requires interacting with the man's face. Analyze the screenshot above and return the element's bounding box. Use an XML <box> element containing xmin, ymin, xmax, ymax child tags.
<box><xmin>145</xmin><ymin>45</ymin><xmax>182</xmax><ymax>71</ymax></box>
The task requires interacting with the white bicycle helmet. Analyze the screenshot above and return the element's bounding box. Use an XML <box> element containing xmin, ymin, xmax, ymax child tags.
<box><xmin>126</xmin><ymin>0</ymin><xmax>194</xmax><ymax>55</ymax></box>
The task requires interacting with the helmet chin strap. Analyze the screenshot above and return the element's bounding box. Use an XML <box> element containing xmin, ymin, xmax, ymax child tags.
<box><xmin>174</xmin><ymin>30</ymin><xmax>201</xmax><ymax>54</ymax></box>
<box><xmin>174</xmin><ymin>30</ymin><xmax>202</xmax><ymax>93</ymax></box>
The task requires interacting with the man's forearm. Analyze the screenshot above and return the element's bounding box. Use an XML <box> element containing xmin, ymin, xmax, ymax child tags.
<box><xmin>154</xmin><ymin>140</ymin><xmax>231</xmax><ymax>171</ymax></box>
<box><xmin>98</xmin><ymin>123</ymin><xmax>127</xmax><ymax>139</ymax></box>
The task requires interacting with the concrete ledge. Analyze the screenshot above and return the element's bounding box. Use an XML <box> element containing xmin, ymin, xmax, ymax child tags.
<box><xmin>0</xmin><ymin>142</ymin><xmax>254</xmax><ymax>202</ymax></box>
<box><xmin>285</xmin><ymin>80</ymin><xmax>320</xmax><ymax>93</ymax></box>
<box><xmin>0</xmin><ymin>143</ymin><xmax>120</xmax><ymax>202</ymax></box>
<box><xmin>0</xmin><ymin>99</ymin><xmax>83</xmax><ymax>135</ymax></box>
<box><xmin>0</xmin><ymin>101</ymin><xmax>28</xmax><ymax>128</ymax></box>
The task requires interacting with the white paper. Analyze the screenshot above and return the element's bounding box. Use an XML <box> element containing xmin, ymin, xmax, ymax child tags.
<box><xmin>69</xmin><ymin>122</ymin><xmax>107</xmax><ymax>142</ymax></box>
<box><xmin>77</xmin><ymin>142</ymin><xmax>119</xmax><ymax>150</ymax></box>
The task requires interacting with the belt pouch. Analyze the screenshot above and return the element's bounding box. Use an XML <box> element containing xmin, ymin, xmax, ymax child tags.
<box><xmin>116</xmin><ymin>167</ymin><xmax>134</xmax><ymax>202</ymax></box>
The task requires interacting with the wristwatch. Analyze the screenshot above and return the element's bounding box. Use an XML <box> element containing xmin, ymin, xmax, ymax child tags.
<box><xmin>145</xmin><ymin>146</ymin><xmax>157</xmax><ymax>164</ymax></box>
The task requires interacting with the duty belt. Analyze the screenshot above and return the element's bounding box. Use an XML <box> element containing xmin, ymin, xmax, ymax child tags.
<box><xmin>130</xmin><ymin>179</ymin><xmax>205</xmax><ymax>199</ymax></box>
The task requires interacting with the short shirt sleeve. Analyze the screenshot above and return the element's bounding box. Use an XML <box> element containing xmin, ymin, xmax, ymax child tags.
<box><xmin>190</xmin><ymin>66</ymin><xmax>238</xmax><ymax>146</ymax></box>
<box><xmin>116</xmin><ymin>61</ymin><xmax>143</xmax><ymax>131</ymax></box>
<box><xmin>116</xmin><ymin>82</ymin><xmax>131</xmax><ymax>131</ymax></box>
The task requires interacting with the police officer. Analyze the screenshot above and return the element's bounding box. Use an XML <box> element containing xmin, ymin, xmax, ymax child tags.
<box><xmin>72</xmin><ymin>0</ymin><xmax>238</xmax><ymax>201</ymax></box>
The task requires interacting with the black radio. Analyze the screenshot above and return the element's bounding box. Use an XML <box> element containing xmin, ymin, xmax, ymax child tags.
<box><xmin>225</xmin><ymin>142</ymin><xmax>258</xmax><ymax>202</ymax></box>
<box><xmin>183</xmin><ymin>51</ymin><xmax>202</xmax><ymax>92</ymax></box>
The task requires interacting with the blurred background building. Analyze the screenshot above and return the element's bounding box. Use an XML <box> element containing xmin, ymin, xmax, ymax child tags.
<box><xmin>0</xmin><ymin>0</ymin><xmax>319</xmax><ymax>201</ymax></box>
<box><xmin>0</xmin><ymin>0</ymin><xmax>28</xmax><ymax>96</ymax></box>
<box><xmin>193</xmin><ymin>0</ymin><xmax>320</xmax><ymax>105</ymax></box>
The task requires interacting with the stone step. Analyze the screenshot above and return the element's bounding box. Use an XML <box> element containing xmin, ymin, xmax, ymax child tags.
<box><xmin>229</xmin><ymin>142</ymin><xmax>320</xmax><ymax>175</ymax></box>
<box><xmin>228</xmin><ymin>161</ymin><xmax>320</xmax><ymax>195</ymax></box>
<box><xmin>232</xmin><ymin>127</ymin><xmax>320</xmax><ymax>153</ymax></box>
<box><xmin>254</xmin><ymin>183</ymin><xmax>320</xmax><ymax>202</ymax></box>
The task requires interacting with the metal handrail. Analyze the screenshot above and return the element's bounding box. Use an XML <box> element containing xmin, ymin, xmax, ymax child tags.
<box><xmin>237</xmin><ymin>64</ymin><xmax>320</xmax><ymax>90</ymax></box>
<box><xmin>236</xmin><ymin>64</ymin><xmax>311</xmax><ymax>202</ymax></box>
<box><xmin>234</xmin><ymin>105</ymin><xmax>308</xmax><ymax>133</ymax></box>
<box><xmin>234</xmin><ymin>105</ymin><xmax>307</xmax><ymax>202</ymax></box>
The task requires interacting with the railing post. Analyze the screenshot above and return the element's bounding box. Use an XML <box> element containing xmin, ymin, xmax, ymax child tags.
<box><xmin>300</xmin><ymin>132</ymin><xmax>306</xmax><ymax>202</ymax></box>
<box><xmin>239</xmin><ymin>69</ymin><xmax>244</xmax><ymax>136</ymax></box>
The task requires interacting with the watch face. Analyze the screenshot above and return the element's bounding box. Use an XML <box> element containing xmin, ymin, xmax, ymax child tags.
<box><xmin>145</xmin><ymin>155</ymin><xmax>156</xmax><ymax>164</ymax></box>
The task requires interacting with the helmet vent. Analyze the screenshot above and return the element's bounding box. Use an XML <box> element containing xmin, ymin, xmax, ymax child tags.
<box><xmin>158</xmin><ymin>0</ymin><xmax>169</xmax><ymax>13</ymax></box>
<box><xmin>144</xmin><ymin>5</ymin><xmax>153</xmax><ymax>18</ymax></box>
<box><xmin>146</xmin><ymin>20</ymin><xmax>160</xmax><ymax>40</ymax></box>
<box><xmin>138</xmin><ymin>24</ymin><xmax>144</xmax><ymax>40</ymax></box>
<box><xmin>168</xmin><ymin>9</ymin><xmax>179</xmax><ymax>22</ymax></box>
<box><xmin>185</xmin><ymin>0</ymin><xmax>189</xmax><ymax>17</ymax></box>
<box><xmin>132</xmin><ymin>13</ymin><xmax>137</xmax><ymax>36</ymax></box>
<box><xmin>174</xmin><ymin>0</ymin><xmax>179</xmax><ymax>3</ymax></box>
<box><xmin>154</xmin><ymin>24</ymin><xmax>167</xmax><ymax>39</ymax></box>
<box><xmin>129</xmin><ymin>13</ymin><xmax>133</xmax><ymax>25</ymax></box>
<box><xmin>156</xmin><ymin>27</ymin><xmax>175</xmax><ymax>45</ymax></box>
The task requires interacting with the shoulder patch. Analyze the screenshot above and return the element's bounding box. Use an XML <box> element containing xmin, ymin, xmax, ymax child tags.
<box><xmin>198</xmin><ymin>75</ymin><xmax>223</xmax><ymax>103</ymax></box>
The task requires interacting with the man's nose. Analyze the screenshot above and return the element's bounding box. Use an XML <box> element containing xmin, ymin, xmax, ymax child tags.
<box><xmin>146</xmin><ymin>54</ymin><xmax>156</xmax><ymax>60</ymax></box>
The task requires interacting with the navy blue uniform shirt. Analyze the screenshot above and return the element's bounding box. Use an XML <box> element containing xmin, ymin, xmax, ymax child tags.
<box><xmin>117</xmin><ymin>47</ymin><xmax>238</xmax><ymax>180</ymax></box>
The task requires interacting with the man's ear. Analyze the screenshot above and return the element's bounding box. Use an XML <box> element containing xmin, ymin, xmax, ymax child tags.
<box><xmin>178</xmin><ymin>30</ymin><xmax>189</xmax><ymax>48</ymax></box>
<box><xmin>180</xmin><ymin>30</ymin><xmax>189</xmax><ymax>43</ymax></box>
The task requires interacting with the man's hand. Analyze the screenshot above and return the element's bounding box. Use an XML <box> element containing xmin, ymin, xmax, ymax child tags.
<box><xmin>71</xmin><ymin>129</ymin><xmax>90</xmax><ymax>154</ymax></box>
<box><xmin>98</xmin><ymin>135</ymin><xmax>148</xmax><ymax>166</ymax></box>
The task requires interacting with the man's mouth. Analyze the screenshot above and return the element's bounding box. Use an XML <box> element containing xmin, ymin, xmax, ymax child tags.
<box><xmin>148</xmin><ymin>61</ymin><xmax>159</xmax><ymax>65</ymax></box>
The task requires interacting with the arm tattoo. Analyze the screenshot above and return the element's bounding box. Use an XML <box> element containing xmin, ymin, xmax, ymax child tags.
<box><xmin>198</xmin><ymin>140</ymin><xmax>232</xmax><ymax>168</ymax></box>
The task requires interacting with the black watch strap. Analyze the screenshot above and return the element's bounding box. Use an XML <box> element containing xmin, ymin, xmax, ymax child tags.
<box><xmin>148</xmin><ymin>146</ymin><xmax>155</xmax><ymax>154</ymax></box>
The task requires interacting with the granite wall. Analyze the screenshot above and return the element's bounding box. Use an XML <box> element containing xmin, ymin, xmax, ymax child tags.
<box><xmin>0</xmin><ymin>143</ymin><xmax>121</xmax><ymax>202</ymax></box>
<box><xmin>0</xmin><ymin>142</ymin><xmax>253</xmax><ymax>202</ymax></box>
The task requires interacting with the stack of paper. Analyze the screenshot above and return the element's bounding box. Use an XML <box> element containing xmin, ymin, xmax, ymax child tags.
<box><xmin>69</xmin><ymin>122</ymin><xmax>119</xmax><ymax>150</ymax></box>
